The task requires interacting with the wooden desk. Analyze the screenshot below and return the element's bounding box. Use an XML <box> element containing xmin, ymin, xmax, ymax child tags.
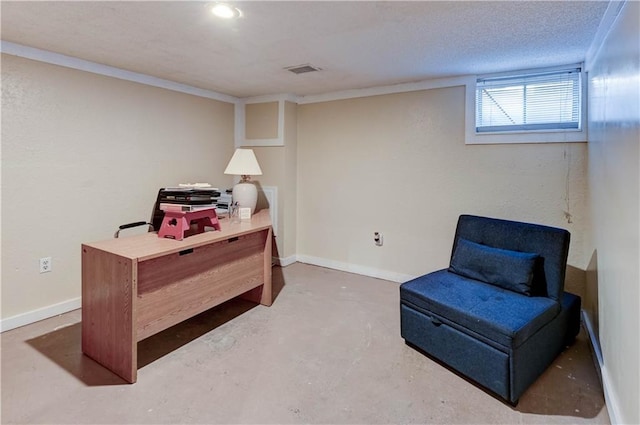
<box><xmin>81</xmin><ymin>209</ymin><xmax>272</xmax><ymax>383</ymax></box>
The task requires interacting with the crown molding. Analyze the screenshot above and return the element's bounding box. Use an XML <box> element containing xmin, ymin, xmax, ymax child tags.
<box><xmin>4</xmin><ymin>41</ymin><xmax>528</xmax><ymax>108</ymax></box>
<box><xmin>0</xmin><ymin>40</ymin><xmax>239</xmax><ymax>104</ymax></box>
<box><xmin>297</xmin><ymin>76</ymin><xmax>471</xmax><ymax>104</ymax></box>
<box><xmin>585</xmin><ymin>1</ymin><xmax>627</xmax><ymax>71</ymax></box>
<box><xmin>240</xmin><ymin>93</ymin><xmax>300</xmax><ymax>104</ymax></box>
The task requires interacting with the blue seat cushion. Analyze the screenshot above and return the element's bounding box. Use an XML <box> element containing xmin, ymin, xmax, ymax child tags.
<box><xmin>400</xmin><ymin>269</ymin><xmax>560</xmax><ymax>348</ymax></box>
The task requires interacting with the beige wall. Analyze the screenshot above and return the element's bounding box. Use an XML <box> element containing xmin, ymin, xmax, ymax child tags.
<box><xmin>251</xmin><ymin>101</ymin><xmax>297</xmax><ymax>259</ymax></box>
<box><xmin>1</xmin><ymin>54</ymin><xmax>235</xmax><ymax>320</ymax></box>
<box><xmin>586</xmin><ymin>1</ymin><xmax>640</xmax><ymax>423</ymax></box>
<box><xmin>253</xmin><ymin>146</ymin><xmax>286</xmax><ymax>252</ymax></box>
<box><xmin>283</xmin><ymin>101</ymin><xmax>298</xmax><ymax>258</ymax></box>
<box><xmin>297</xmin><ymin>86</ymin><xmax>589</xmax><ymax>279</ymax></box>
<box><xmin>245</xmin><ymin>101</ymin><xmax>279</xmax><ymax>140</ymax></box>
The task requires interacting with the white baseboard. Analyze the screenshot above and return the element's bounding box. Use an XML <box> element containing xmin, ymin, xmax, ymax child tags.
<box><xmin>0</xmin><ymin>255</ymin><xmax>411</xmax><ymax>332</ymax></box>
<box><xmin>296</xmin><ymin>254</ymin><xmax>416</xmax><ymax>283</ymax></box>
<box><xmin>582</xmin><ymin>311</ymin><xmax>604</xmax><ymax>368</ymax></box>
<box><xmin>0</xmin><ymin>297</ymin><xmax>81</xmax><ymax>333</ymax></box>
<box><xmin>273</xmin><ymin>255</ymin><xmax>297</xmax><ymax>267</ymax></box>
<box><xmin>582</xmin><ymin>311</ymin><xmax>622</xmax><ymax>425</ymax></box>
<box><xmin>601</xmin><ymin>365</ymin><xmax>624</xmax><ymax>425</ymax></box>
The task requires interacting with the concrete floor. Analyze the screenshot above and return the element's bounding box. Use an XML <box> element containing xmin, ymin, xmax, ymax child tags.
<box><xmin>1</xmin><ymin>263</ymin><xmax>609</xmax><ymax>424</ymax></box>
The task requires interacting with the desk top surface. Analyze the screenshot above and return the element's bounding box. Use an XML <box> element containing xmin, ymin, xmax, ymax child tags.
<box><xmin>83</xmin><ymin>209</ymin><xmax>272</xmax><ymax>262</ymax></box>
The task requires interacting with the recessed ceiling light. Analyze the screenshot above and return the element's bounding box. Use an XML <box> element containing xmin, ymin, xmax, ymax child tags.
<box><xmin>210</xmin><ymin>3</ymin><xmax>242</xmax><ymax>19</ymax></box>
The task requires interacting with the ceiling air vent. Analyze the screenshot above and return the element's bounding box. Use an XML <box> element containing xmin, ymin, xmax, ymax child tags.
<box><xmin>285</xmin><ymin>64</ymin><xmax>321</xmax><ymax>74</ymax></box>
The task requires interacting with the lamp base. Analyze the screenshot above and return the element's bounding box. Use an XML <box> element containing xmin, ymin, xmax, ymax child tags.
<box><xmin>232</xmin><ymin>182</ymin><xmax>258</xmax><ymax>215</ymax></box>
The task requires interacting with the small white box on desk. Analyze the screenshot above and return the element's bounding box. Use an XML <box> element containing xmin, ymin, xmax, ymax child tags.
<box><xmin>239</xmin><ymin>207</ymin><xmax>252</xmax><ymax>220</ymax></box>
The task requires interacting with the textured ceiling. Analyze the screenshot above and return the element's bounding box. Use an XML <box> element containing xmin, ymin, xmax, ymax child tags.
<box><xmin>1</xmin><ymin>1</ymin><xmax>609</xmax><ymax>98</ymax></box>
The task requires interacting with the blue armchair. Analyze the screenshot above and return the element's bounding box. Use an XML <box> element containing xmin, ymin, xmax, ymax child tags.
<box><xmin>400</xmin><ymin>215</ymin><xmax>581</xmax><ymax>404</ymax></box>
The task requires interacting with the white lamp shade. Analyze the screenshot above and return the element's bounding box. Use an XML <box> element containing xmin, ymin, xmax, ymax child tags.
<box><xmin>224</xmin><ymin>148</ymin><xmax>263</xmax><ymax>176</ymax></box>
<box><xmin>224</xmin><ymin>148</ymin><xmax>262</xmax><ymax>216</ymax></box>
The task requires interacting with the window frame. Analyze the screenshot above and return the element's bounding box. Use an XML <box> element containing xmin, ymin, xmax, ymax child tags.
<box><xmin>464</xmin><ymin>64</ymin><xmax>587</xmax><ymax>145</ymax></box>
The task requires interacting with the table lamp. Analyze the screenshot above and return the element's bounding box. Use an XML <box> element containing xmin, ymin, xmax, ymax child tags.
<box><xmin>224</xmin><ymin>148</ymin><xmax>263</xmax><ymax>215</ymax></box>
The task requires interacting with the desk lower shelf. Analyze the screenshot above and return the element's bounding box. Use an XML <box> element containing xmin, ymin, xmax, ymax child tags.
<box><xmin>81</xmin><ymin>211</ymin><xmax>273</xmax><ymax>383</ymax></box>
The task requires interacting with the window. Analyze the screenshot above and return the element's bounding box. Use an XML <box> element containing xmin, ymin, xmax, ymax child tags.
<box><xmin>465</xmin><ymin>65</ymin><xmax>586</xmax><ymax>144</ymax></box>
<box><xmin>476</xmin><ymin>68</ymin><xmax>581</xmax><ymax>133</ymax></box>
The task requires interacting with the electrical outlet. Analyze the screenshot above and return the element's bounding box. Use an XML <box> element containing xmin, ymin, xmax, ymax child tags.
<box><xmin>39</xmin><ymin>257</ymin><xmax>52</xmax><ymax>273</ymax></box>
<box><xmin>374</xmin><ymin>232</ymin><xmax>383</xmax><ymax>247</ymax></box>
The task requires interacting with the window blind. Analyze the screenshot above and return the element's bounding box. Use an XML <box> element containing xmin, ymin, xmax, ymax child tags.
<box><xmin>476</xmin><ymin>68</ymin><xmax>581</xmax><ymax>133</ymax></box>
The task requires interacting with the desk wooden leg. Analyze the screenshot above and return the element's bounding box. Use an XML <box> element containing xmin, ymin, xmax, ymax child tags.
<box><xmin>82</xmin><ymin>245</ymin><xmax>137</xmax><ymax>383</ymax></box>
<box><xmin>239</xmin><ymin>227</ymin><xmax>273</xmax><ymax>306</ymax></box>
<box><xmin>261</xmin><ymin>227</ymin><xmax>273</xmax><ymax>306</ymax></box>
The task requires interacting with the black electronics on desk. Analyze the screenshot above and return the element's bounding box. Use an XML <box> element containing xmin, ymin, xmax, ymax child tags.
<box><xmin>151</xmin><ymin>187</ymin><xmax>221</xmax><ymax>231</ymax></box>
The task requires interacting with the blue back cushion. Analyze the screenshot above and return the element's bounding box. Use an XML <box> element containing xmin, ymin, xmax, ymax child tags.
<box><xmin>452</xmin><ymin>215</ymin><xmax>570</xmax><ymax>302</ymax></box>
<box><xmin>449</xmin><ymin>238</ymin><xmax>538</xmax><ymax>295</ymax></box>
